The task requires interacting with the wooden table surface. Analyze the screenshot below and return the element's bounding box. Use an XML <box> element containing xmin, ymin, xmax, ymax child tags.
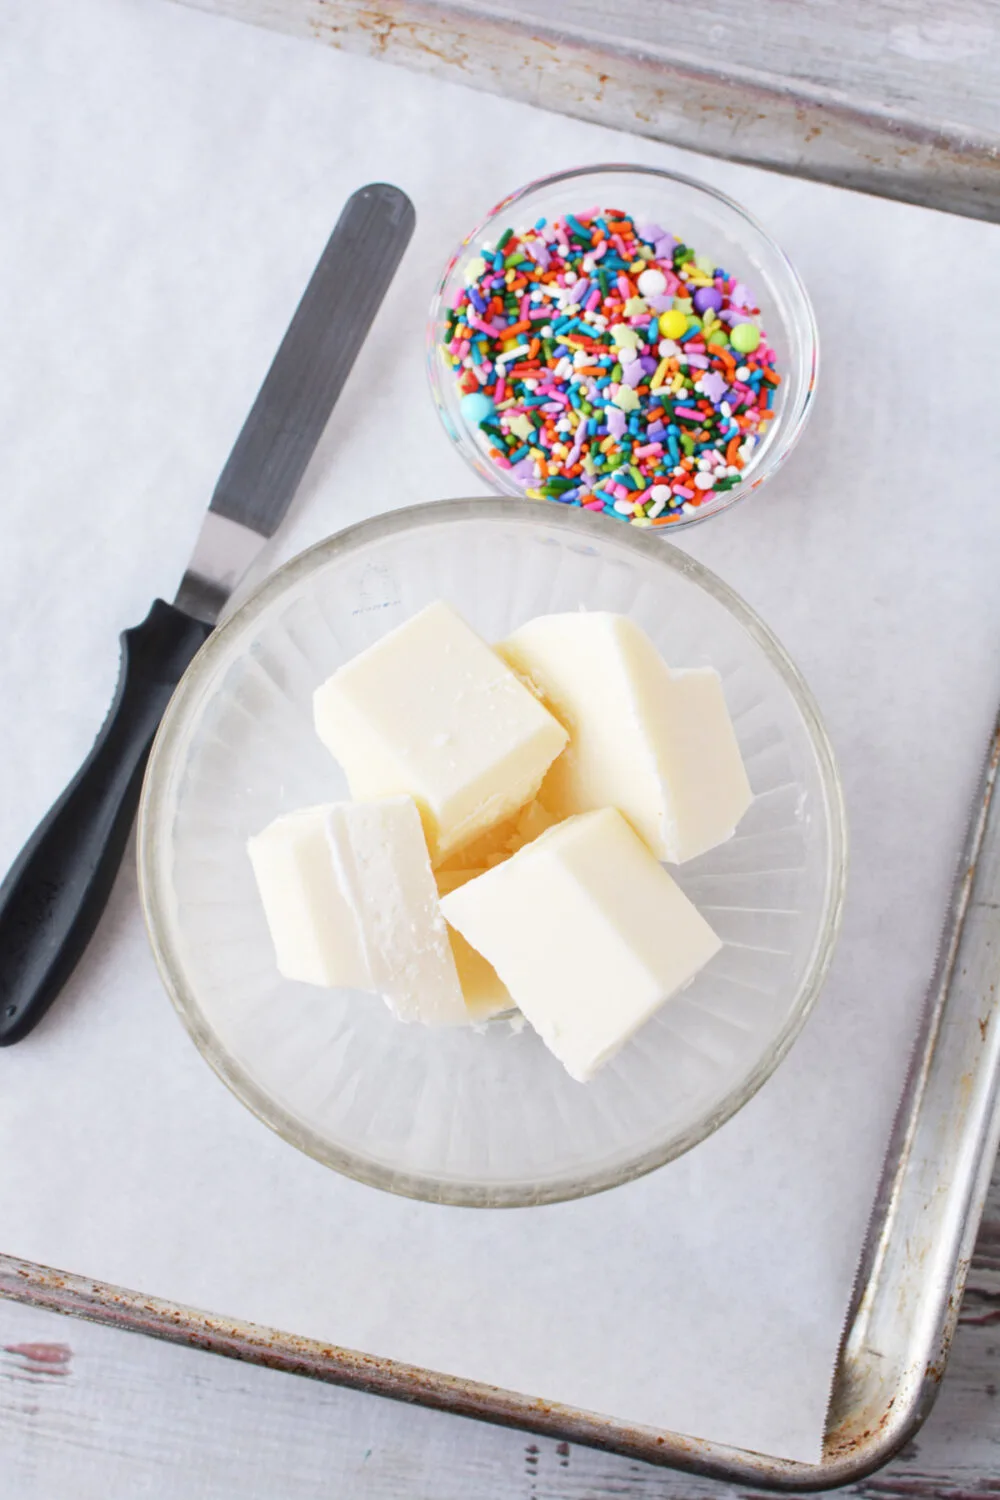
<box><xmin>2</xmin><ymin>1166</ymin><xmax>998</xmax><ymax>1497</ymax></box>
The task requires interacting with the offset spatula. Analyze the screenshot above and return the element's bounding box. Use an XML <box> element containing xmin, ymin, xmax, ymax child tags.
<box><xmin>0</xmin><ymin>182</ymin><xmax>415</xmax><ymax>1046</ymax></box>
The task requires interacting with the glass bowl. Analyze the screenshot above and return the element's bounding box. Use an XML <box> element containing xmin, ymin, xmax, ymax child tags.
<box><xmin>427</xmin><ymin>164</ymin><xmax>818</xmax><ymax>530</ymax></box>
<box><xmin>138</xmin><ymin>500</ymin><xmax>846</xmax><ymax>1207</ymax></box>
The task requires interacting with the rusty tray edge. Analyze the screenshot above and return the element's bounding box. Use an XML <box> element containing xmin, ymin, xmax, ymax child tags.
<box><xmin>174</xmin><ymin>0</ymin><xmax>1000</xmax><ymax>224</ymax></box>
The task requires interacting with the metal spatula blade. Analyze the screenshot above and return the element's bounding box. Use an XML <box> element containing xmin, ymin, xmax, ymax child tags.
<box><xmin>0</xmin><ymin>183</ymin><xmax>415</xmax><ymax>1046</ymax></box>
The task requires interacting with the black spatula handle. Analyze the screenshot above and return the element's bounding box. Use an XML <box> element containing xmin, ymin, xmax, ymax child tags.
<box><xmin>0</xmin><ymin>601</ymin><xmax>211</xmax><ymax>1045</ymax></box>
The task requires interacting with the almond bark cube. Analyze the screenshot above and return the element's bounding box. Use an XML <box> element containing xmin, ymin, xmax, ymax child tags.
<box><xmin>314</xmin><ymin>601</ymin><xmax>568</xmax><ymax>864</ymax></box>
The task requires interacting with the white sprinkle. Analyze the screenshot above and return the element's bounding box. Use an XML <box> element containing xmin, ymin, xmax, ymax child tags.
<box><xmin>496</xmin><ymin>345</ymin><xmax>530</xmax><ymax>365</ymax></box>
<box><xmin>735</xmin><ymin>365</ymin><xmax>750</xmax><ymax>380</ymax></box>
<box><xmin>694</xmin><ymin>472</ymin><xmax>716</xmax><ymax>490</ymax></box>
<box><xmin>613</xmin><ymin>498</ymin><xmax>635</xmax><ymax>515</ymax></box>
<box><xmin>637</xmin><ymin>267</ymin><xmax>667</xmax><ymax>298</ymax></box>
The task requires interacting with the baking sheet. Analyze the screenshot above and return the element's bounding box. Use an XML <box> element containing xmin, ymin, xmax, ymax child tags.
<box><xmin>1</xmin><ymin>0</ymin><xmax>999</xmax><ymax>1467</ymax></box>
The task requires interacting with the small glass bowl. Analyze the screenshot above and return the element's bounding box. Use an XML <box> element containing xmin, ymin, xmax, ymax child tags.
<box><xmin>427</xmin><ymin>164</ymin><xmax>818</xmax><ymax>530</ymax></box>
<box><xmin>138</xmin><ymin>500</ymin><xmax>846</xmax><ymax>1207</ymax></box>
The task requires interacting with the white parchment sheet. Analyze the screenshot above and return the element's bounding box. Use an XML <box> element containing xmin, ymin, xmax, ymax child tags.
<box><xmin>1</xmin><ymin>0</ymin><xmax>999</xmax><ymax>1466</ymax></box>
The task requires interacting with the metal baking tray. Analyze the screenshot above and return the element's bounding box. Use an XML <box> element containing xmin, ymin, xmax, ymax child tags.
<box><xmin>1</xmin><ymin>711</ymin><xmax>998</xmax><ymax>1487</ymax></box>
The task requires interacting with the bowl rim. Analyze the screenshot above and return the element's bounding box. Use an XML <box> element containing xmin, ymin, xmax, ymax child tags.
<box><xmin>138</xmin><ymin>498</ymin><xmax>847</xmax><ymax>1207</ymax></box>
<box><xmin>426</xmin><ymin>161</ymin><xmax>820</xmax><ymax>531</ymax></box>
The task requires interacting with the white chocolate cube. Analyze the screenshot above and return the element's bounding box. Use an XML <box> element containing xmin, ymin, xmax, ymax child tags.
<box><xmin>499</xmin><ymin>612</ymin><xmax>751</xmax><ymax>863</ymax></box>
<box><xmin>248</xmin><ymin>797</ymin><xmax>467</xmax><ymax>1025</ymax></box>
<box><xmin>314</xmin><ymin>602</ymin><xmax>568</xmax><ymax>864</ymax></box>
<box><xmin>440</xmin><ymin>808</ymin><xmax>722</xmax><ymax>1080</ymax></box>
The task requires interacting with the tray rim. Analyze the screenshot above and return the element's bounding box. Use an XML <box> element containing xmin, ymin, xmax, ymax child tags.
<box><xmin>1</xmin><ymin>727</ymin><xmax>998</xmax><ymax>1487</ymax></box>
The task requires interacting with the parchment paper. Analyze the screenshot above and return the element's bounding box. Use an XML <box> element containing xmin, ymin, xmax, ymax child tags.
<box><xmin>1</xmin><ymin>0</ymin><xmax>999</xmax><ymax>1465</ymax></box>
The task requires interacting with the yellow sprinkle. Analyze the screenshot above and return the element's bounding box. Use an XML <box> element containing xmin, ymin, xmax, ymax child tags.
<box><xmin>613</xmin><ymin>385</ymin><xmax>640</xmax><ymax>413</ymax></box>
<box><xmin>651</xmin><ymin>357</ymin><xmax>671</xmax><ymax>390</ymax></box>
<box><xmin>599</xmin><ymin>436</ymin><xmax>616</xmax><ymax>453</ymax></box>
<box><xmin>631</xmin><ymin>516</ymin><xmax>653</xmax><ymax>528</ymax></box>
<box><xmin>507</xmin><ymin>413</ymin><xmax>535</xmax><ymax>442</ymax></box>
<box><xmin>525</xmin><ymin>489</ymin><xmax>544</xmax><ymax>499</ymax></box>
<box><xmin>628</xmin><ymin>260</ymin><xmax>646</xmax><ymax>274</ymax></box>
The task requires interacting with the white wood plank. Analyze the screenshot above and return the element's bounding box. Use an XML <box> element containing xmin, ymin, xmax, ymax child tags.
<box><xmin>2</xmin><ymin>1165</ymin><xmax>999</xmax><ymax>1497</ymax></box>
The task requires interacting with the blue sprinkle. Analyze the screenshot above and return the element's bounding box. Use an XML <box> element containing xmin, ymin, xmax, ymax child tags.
<box><xmin>509</xmin><ymin>445</ymin><xmax>530</xmax><ymax>464</ymax></box>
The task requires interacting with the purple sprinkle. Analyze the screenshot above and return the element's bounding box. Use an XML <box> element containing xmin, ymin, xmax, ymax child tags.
<box><xmin>511</xmin><ymin>458</ymin><xmax>540</xmax><ymax>484</ymax></box>
<box><xmin>686</xmin><ymin>353</ymin><xmax>710</xmax><ymax>370</ymax></box>
<box><xmin>638</xmin><ymin>222</ymin><xmax>667</xmax><ymax>244</ymax></box>
<box><xmin>646</xmin><ymin>293</ymin><xmax>674</xmax><ymax>313</ymax></box>
<box><xmin>524</xmin><ymin>240</ymin><xmax>550</xmax><ymax>271</ymax></box>
<box><xmin>638</xmin><ymin>354</ymin><xmax>658</xmax><ymax>374</ymax></box>
<box><xmin>606</xmin><ymin>406</ymin><xmax>627</xmax><ymax>439</ymax></box>
<box><xmin>730</xmin><ymin>281</ymin><xmax>752</xmax><ymax>309</ymax></box>
<box><xmin>623</xmin><ymin>361</ymin><xmax>644</xmax><ymax>388</ymax></box>
<box><xmin>692</xmin><ymin>286</ymin><xmax>723</xmax><ymax>314</ymax></box>
<box><xmin>699</xmin><ymin>371</ymin><xmax>729</xmax><ymax>403</ymax></box>
<box><xmin>653</xmin><ymin>235</ymin><xmax>678</xmax><ymax>260</ymax></box>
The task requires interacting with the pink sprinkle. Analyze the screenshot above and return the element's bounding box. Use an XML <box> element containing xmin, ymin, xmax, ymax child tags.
<box><xmin>586</xmin><ymin>289</ymin><xmax>602</xmax><ymax>311</ymax></box>
<box><xmin>616</xmin><ymin>274</ymin><xmax>631</xmax><ymax>299</ymax></box>
<box><xmin>590</xmin><ymin>241</ymin><xmax>607</xmax><ymax>262</ymax></box>
<box><xmin>584</xmin><ymin>499</ymin><xmax>604</xmax><ymax>511</ymax></box>
<box><xmin>528</xmin><ymin>307</ymin><xmax>549</xmax><ymax>320</ymax></box>
<box><xmin>493</xmin><ymin>454</ymin><xmax>513</xmax><ymax>470</ymax></box>
<box><xmin>494</xmin><ymin>375</ymin><xmax>506</xmax><ymax>403</ymax></box>
<box><xmin>519</xmin><ymin>294</ymin><xmax>530</xmax><ymax>319</ymax></box>
<box><xmin>634</xmin><ymin>443</ymin><xmax>663</xmax><ymax>458</ymax></box>
<box><xmin>672</xmin><ymin>484</ymin><xmax>695</xmax><ymax>498</ymax></box>
<box><xmin>456</xmin><ymin>340</ymin><xmax>470</xmax><ymax>359</ymax></box>
<box><xmin>673</xmin><ymin>406</ymin><xmax>701</xmax><ymax>419</ymax></box>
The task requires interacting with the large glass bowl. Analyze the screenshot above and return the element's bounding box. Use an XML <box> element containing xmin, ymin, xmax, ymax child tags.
<box><xmin>427</xmin><ymin>165</ymin><xmax>818</xmax><ymax>530</ymax></box>
<box><xmin>138</xmin><ymin>501</ymin><xmax>846</xmax><ymax>1207</ymax></box>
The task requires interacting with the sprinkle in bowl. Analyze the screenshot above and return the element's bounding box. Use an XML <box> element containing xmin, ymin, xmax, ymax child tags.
<box><xmin>428</xmin><ymin>164</ymin><xmax>818</xmax><ymax>530</ymax></box>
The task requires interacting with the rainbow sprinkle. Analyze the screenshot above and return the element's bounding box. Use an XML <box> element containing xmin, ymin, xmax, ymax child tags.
<box><xmin>441</xmin><ymin>209</ymin><xmax>781</xmax><ymax>525</ymax></box>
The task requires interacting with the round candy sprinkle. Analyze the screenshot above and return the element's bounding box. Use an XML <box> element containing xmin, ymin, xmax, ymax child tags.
<box><xmin>730</xmin><ymin>321</ymin><xmax>762</xmax><ymax>354</ymax></box>
<box><xmin>441</xmin><ymin>208</ymin><xmax>781</xmax><ymax>525</ymax></box>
